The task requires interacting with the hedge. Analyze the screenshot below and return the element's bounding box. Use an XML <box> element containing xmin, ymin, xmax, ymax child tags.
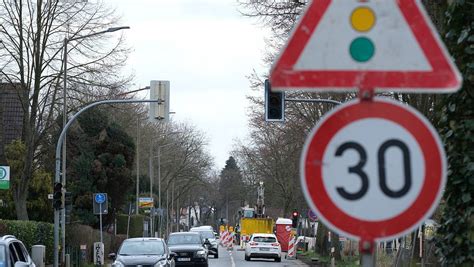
<box><xmin>0</xmin><ymin>220</ymin><xmax>54</xmax><ymax>264</ymax></box>
<box><xmin>0</xmin><ymin>220</ymin><xmax>127</xmax><ymax>265</ymax></box>
<box><xmin>66</xmin><ymin>224</ymin><xmax>126</xmax><ymax>261</ymax></box>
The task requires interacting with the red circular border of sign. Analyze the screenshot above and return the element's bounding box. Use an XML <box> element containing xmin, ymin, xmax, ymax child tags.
<box><xmin>301</xmin><ymin>98</ymin><xmax>445</xmax><ymax>241</ymax></box>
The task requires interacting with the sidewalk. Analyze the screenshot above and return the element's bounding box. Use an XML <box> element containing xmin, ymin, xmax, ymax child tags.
<box><xmin>282</xmin><ymin>252</ymin><xmax>311</xmax><ymax>266</ymax></box>
<box><xmin>295</xmin><ymin>253</ymin><xmax>333</xmax><ymax>267</ymax></box>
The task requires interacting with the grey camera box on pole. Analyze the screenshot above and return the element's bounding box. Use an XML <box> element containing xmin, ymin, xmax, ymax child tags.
<box><xmin>149</xmin><ymin>80</ymin><xmax>170</xmax><ymax>122</ymax></box>
<box><xmin>32</xmin><ymin>245</ymin><xmax>45</xmax><ymax>267</ymax></box>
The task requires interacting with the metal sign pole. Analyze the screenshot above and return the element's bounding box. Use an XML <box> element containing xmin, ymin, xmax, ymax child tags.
<box><xmin>359</xmin><ymin>88</ymin><xmax>375</xmax><ymax>267</ymax></box>
<box><xmin>360</xmin><ymin>241</ymin><xmax>375</xmax><ymax>267</ymax></box>
<box><xmin>99</xmin><ymin>202</ymin><xmax>103</xmax><ymax>246</ymax></box>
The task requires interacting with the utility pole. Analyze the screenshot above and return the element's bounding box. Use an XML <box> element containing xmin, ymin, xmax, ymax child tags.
<box><xmin>136</xmin><ymin>118</ymin><xmax>140</xmax><ymax>215</ymax></box>
<box><xmin>176</xmin><ymin>189</ymin><xmax>180</xmax><ymax>231</ymax></box>
<box><xmin>157</xmin><ymin>147</ymin><xmax>161</xmax><ymax>237</ymax></box>
<box><xmin>166</xmin><ymin>188</ymin><xmax>169</xmax><ymax>236</ymax></box>
<box><xmin>149</xmin><ymin>141</ymin><xmax>154</xmax><ymax>234</ymax></box>
<box><xmin>171</xmin><ymin>180</ymin><xmax>175</xmax><ymax>232</ymax></box>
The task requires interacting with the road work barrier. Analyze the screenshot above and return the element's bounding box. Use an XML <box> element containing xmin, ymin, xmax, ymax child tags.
<box><xmin>287</xmin><ymin>235</ymin><xmax>296</xmax><ymax>260</ymax></box>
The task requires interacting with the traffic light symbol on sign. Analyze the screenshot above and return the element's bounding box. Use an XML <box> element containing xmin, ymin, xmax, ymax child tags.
<box><xmin>349</xmin><ymin>5</ymin><xmax>376</xmax><ymax>62</ymax></box>
<box><xmin>264</xmin><ymin>79</ymin><xmax>285</xmax><ymax>122</ymax></box>
<box><xmin>53</xmin><ymin>182</ymin><xmax>63</xmax><ymax>210</ymax></box>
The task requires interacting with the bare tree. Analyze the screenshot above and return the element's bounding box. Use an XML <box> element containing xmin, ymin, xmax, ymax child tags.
<box><xmin>0</xmin><ymin>0</ymin><xmax>131</xmax><ymax>219</ymax></box>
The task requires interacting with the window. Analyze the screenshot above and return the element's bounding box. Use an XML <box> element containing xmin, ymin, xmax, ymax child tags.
<box><xmin>243</xmin><ymin>210</ymin><xmax>254</xmax><ymax>218</ymax></box>
<box><xmin>253</xmin><ymin>236</ymin><xmax>277</xmax><ymax>243</ymax></box>
<box><xmin>167</xmin><ymin>235</ymin><xmax>201</xmax><ymax>245</ymax></box>
<box><xmin>191</xmin><ymin>231</ymin><xmax>214</xmax><ymax>240</ymax></box>
<box><xmin>119</xmin><ymin>240</ymin><xmax>165</xmax><ymax>255</ymax></box>
<box><xmin>12</xmin><ymin>243</ymin><xmax>27</xmax><ymax>263</ymax></box>
<box><xmin>8</xmin><ymin>244</ymin><xmax>19</xmax><ymax>267</ymax></box>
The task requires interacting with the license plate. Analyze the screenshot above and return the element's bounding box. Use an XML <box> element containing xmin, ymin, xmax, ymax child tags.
<box><xmin>260</xmin><ymin>248</ymin><xmax>270</xmax><ymax>251</ymax></box>
<box><xmin>177</xmin><ymin>258</ymin><xmax>191</xmax><ymax>261</ymax></box>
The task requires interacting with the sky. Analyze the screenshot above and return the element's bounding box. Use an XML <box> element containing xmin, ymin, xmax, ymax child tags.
<box><xmin>104</xmin><ymin>0</ymin><xmax>269</xmax><ymax>170</ymax></box>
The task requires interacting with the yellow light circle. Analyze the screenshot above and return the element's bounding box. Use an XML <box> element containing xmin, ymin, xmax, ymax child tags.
<box><xmin>351</xmin><ymin>7</ymin><xmax>376</xmax><ymax>32</ymax></box>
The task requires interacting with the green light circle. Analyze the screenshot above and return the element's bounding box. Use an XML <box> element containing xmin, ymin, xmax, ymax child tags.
<box><xmin>349</xmin><ymin>37</ymin><xmax>375</xmax><ymax>62</ymax></box>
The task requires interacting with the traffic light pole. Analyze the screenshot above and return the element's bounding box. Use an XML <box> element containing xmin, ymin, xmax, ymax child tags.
<box><xmin>284</xmin><ymin>97</ymin><xmax>342</xmax><ymax>105</ymax></box>
<box><xmin>53</xmin><ymin>99</ymin><xmax>160</xmax><ymax>267</ymax></box>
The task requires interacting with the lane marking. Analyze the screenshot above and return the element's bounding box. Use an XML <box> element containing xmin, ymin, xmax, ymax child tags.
<box><xmin>229</xmin><ymin>250</ymin><xmax>235</xmax><ymax>267</ymax></box>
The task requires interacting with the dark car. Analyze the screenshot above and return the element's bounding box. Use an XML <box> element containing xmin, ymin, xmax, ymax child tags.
<box><xmin>109</xmin><ymin>237</ymin><xmax>175</xmax><ymax>267</ymax></box>
<box><xmin>167</xmin><ymin>232</ymin><xmax>208</xmax><ymax>267</ymax></box>
<box><xmin>189</xmin><ymin>227</ymin><xmax>218</xmax><ymax>258</ymax></box>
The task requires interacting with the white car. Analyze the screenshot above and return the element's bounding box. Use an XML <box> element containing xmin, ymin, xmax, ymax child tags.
<box><xmin>244</xmin><ymin>233</ymin><xmax>281</xmax><ymax>262</ymax></box>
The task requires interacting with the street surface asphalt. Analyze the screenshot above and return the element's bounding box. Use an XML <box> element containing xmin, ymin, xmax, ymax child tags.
<box><xmin>208</xmin><ymin>245</ymin><xmax>307</xmax><ymax>267</ymax></box>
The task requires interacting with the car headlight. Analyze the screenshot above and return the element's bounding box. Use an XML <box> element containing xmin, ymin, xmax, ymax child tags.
<box><xmin>154</xmin><ymin>260</ymin><xmax>167</xmax><ymax>267</ymax></box>
<box><xmin>196</xmin><ymin>250</ymin><xmax>207</xmax><ymax>258</ymax></box>
<box><xmin>112</xmin><ymin>261</ymin><xmax>124</xmax><ymax>267</ymax></box>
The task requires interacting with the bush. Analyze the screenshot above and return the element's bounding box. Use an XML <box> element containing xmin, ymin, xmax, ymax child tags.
<box><xmin>116</xmin><ymin>214</ymin><xmax>145</xmax><ymax>238</ymax></box>
<box><xmin>0</xmin><ymin>220</ymin><xmax>54</xmax><ymax>264</ymax></box>
<box><xmin>66</xmin><ymin>224</ymin><xmax>126</xmax><ymax>262</ymax></box>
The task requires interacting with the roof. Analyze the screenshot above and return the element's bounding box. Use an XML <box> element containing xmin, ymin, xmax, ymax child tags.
<box><xmin>123</xmin><ymin>237</ymin><xmax>164</xmax><ymax>242</ymax></box>
<box><xmin>191</xmin><ymin>226</ymin><xmax>213</xmax><ymax>230</ymax></box>
<box><xmin>190</xmin><ymin>228</ymin><xmax>213</xmax><ymax>232</ymax></box>
<box><xmin>0</xmin><ymin>235</ymin><xmax>20</xmax><ymax>244</ymax></box>
<box><xmin>276</xmin><ymin>218</ymin><xmax>292</xmax><ymax>225</ymax></box>
<box><xmin>169</xmin><ymin>232</ymin><xmax>200</xmax><ymax>236</ymax></box>
<box><xmin>251</xmin><ymin>233</ymin><xmax>277</xmax><ymax>237</ymax></box>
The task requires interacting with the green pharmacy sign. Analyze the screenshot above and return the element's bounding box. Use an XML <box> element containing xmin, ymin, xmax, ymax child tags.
<box><xmin>0</xmin><ymin>166</ymin><xmax>10</xmax><ymax>190</ymax></box>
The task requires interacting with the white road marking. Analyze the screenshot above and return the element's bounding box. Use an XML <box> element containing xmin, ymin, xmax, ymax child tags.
<box><xmin>228</xmin><ymin>250</ymin><xmax>236</xmax><ymax>267</ymax></box>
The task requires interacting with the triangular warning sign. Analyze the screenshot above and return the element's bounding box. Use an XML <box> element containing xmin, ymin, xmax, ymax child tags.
<box><xmin>270</xmin><ymin>0</ymin><xmax>462</xmax><ymax>93</ymax></box>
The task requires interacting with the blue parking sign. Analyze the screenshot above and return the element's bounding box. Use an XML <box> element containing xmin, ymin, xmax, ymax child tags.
<box><xmin>94</xmin><ymin>193</ymin><xmax>106</xmax><ymax>204</ymax></box>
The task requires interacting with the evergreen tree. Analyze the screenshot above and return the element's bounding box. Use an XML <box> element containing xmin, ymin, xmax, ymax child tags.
<box><xmin>68</xmin><ymin>108</ymin><xmax>135</xmax><ymax>227</ymax></box>
<box><xmin>434</xmin><ymin>1</ymin><xmax>474</xmax><ymax>264</ymax></box>
<box><xmin>218</xmin><ymin>157</ymin><xmax>245</xmax><ymax>224</ymax></box>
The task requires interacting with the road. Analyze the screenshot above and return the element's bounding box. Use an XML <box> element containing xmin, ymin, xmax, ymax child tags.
<box><xmin>208</xmin><ymin>245</ymin><xmax>307</xmax><ymax>267</ymax></box>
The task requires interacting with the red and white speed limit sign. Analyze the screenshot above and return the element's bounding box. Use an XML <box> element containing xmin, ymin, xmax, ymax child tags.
<box><xmin>300</xmin><ymin>98</ymin><xmax>446</xmax><ymax>241</ymax></box>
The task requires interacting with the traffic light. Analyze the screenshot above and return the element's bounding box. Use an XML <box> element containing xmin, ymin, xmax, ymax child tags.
<box><xmin>264</xmin><ymin>79</ymin><xmax>285</xmax><ymax>122</ymax></box>
<box><xmin>53</xmin><ymin>182</ymin><xmax>63</xmax><ymax>210</ymax></box>
<box><xmin>291</xmin><ymin>210</ymin><xmax>299</xmax><ymax>228</ymax></box>
<box><xmin>149</xmin><ymin>80</ymin><xmax>170</xmax><ymax>122</ymax></box>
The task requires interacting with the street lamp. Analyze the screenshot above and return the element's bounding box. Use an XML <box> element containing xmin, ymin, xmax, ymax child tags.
<box><xmin>154</xmin><ymin>136</ymin><xmax>181</xmax><ymax>237</ymax></box>
<box><xmin>61</xmin><ymin>25</ymin><xmax>131</xmax><ymax>189</ymax></box>
<box><xmin>60</xmin><ymin>25</ymin><xmax>129</xmax><ymax>264</ymax></box>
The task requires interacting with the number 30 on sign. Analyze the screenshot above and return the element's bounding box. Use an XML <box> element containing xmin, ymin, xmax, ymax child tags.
<box><xmin>300</xmin><ymin>98</ymin><xmax>446</xmax><ymax>242</ymax></box>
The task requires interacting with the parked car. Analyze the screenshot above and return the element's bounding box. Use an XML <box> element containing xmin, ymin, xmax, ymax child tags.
<box><xmin>189</xmin><ymin>227</ymin><xmax>219</xmax><ymax>258</ymax></box>
<box><xmin>0</xmin><ymin>235</ymin><xmax>36</xmax><ymax>267</ymax></box>
<box><xmin>109</xmin><ymin>237</ymin><xmax>175</xmax><ymax>267</ymax></box>
<box><xmin>244</xmin><ymin>233</ymin><xmax>281</xmax><ymax>262</ymax></box>
<box><xmin>167</xmin><ymin>232</ymin><xmax>209</xmax><ymax>267</ymax></box>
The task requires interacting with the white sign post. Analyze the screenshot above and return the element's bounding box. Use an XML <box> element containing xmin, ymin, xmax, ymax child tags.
<box><xmin>271</xmin><ymin>0</ymin><xmax>459</xmax><ymax>266</ymax></box>
<box><xmin>93</xmin><ymin>193</ymin><xmax>107</xmax><ymax>246</ymax></box>
<box><xmin>300</xmin><ymin>98</ymin><xmax>446</xmax><ymax>253</ymax></box>
<box><xmin>93</xmin><ymin>242</ymin><xmax>104</xmax><ymax>266</ymax></box>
